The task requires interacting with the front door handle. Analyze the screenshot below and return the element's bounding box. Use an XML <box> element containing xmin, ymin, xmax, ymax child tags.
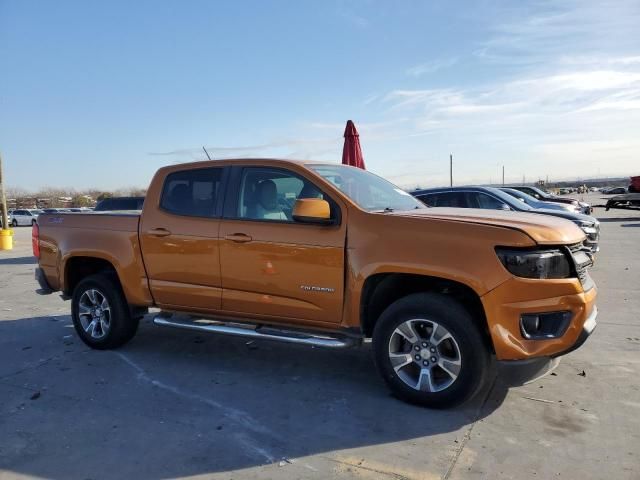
<box><xmin>148</xmin><ymin>228</ymin><xmax>171</xmax><ymax>237</ymax></box>
<box><xmin>225</xmin><ymin>233</ymin><xmax>252</xmax><ymax>243</ymax></box>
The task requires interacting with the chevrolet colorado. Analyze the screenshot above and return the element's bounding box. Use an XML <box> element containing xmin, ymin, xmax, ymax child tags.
<box><xmin>34</xmin><ymin>159</ymin><xmax>597</xmax><ymax>408</ymax></box>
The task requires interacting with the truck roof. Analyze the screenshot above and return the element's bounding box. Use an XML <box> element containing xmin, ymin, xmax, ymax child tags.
<box><xmin>158</xmin><ymin>158</ymin><xmax>329</xmax><ymax>170</ymax></box>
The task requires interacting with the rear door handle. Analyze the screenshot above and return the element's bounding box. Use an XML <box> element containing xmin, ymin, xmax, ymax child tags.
<box><xmin>148</xmin><ymin>228</ymin><xmax>171</xmax><ymax>237</ymax></box>
<box><xmin>225</xmin><ymin>233</ymin><xmax>252</xmax><ymax>243</ymax></box>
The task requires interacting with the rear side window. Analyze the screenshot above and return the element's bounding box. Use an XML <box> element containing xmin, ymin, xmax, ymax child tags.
<box><xmin>160</xmin><ymin>168</ymin><xmax>223</xmax><ymax>218</ymax></box>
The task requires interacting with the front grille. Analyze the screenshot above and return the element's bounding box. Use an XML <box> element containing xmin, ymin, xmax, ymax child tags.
<box><xmin>567</xmin><ymin>243</ymin><xmax>593</xmax><ymax>286</ymax></box>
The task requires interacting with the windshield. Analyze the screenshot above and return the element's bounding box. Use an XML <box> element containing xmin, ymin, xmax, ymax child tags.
<box><xmin>485</xmin><ymin>187</ymin><xmax>534</xmax><ymax>211</ymax></box>
<box><xmin>308</xmin><ymin>164</ymin><xmax>425</xmax><ymax>212</ymax></box>
<box><xmin>502</xmin><ymin>188</ymin><xmax>540</xmax><ymax>208</ymax></box>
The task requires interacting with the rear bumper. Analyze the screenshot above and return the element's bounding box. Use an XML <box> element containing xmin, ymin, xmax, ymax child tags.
<box><xmin>35</xmin><ymin>267</ymin><xmax>53</xmax><ymax>295</ymax></box>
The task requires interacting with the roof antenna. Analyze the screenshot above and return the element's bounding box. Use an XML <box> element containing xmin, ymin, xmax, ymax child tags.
<box><xmin>202</xmin><ymin>146</ymin><xmax>212</xmax><ymax>160</ymax></box>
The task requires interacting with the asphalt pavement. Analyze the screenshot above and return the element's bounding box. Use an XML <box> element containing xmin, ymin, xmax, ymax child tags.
<box><xmin>0</xmin><ymin>194</ymin><xmax>638</xmax><ymax>479</ymax></box>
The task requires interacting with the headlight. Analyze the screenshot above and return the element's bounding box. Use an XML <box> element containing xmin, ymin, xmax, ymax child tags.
<box><xmin>496</xmin><ymin>248</ymin><xmax>572</xmax><ymax>279</ymax></box>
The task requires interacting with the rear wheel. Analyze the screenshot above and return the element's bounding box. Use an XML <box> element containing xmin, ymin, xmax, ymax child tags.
<box><xmin>71</xmin><ymin>274</ymin><xmax>139</xmax><ymax>349</ymax></box>
<box><xmin>373</xmin><ymin>293</ymin><xmax>490</xmax><ymax>408</ymax></box>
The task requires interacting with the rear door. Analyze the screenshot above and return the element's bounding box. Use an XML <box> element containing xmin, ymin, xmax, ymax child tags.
<box><xmin>218</xmin><ymin>166</ymin><xmax>346</xmax><ymax>325</ymax></box>
<box><xmin>139</xmin><ymin>166</ymin><xmax>226</xmax><ymax>311</ymax></box>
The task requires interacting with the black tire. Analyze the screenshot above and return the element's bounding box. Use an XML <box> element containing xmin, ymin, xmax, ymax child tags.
<box><xmin>71</xmin><ymin>274</ymin><xmax>139</xmax><ymax>350</ymax></box>
<box><xmin>11</xmin><ymin>219</ymin><xmax>17</xmax><ymax>227</ymax></box>
<box><xmin>373</xmin><ymin>293</ymin><xmax>490</xmax><ymax>408</ymax></box>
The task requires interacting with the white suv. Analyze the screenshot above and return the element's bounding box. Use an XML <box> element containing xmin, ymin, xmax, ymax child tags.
<box><xmin>10</xmin><ymin>209</ymin><xmax>43</xmax><ymax>226</ymax></box>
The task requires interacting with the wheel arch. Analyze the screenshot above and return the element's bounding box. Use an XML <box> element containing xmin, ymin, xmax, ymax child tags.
<box><xmin>360</xmin><ymin>272</ymin><xmax>494</xmax><ymax>353</ymax></box>
<box><xmin>63</xmin><ymin>255</ymin><xmax>122</xmax><ymax>297</ymax></box>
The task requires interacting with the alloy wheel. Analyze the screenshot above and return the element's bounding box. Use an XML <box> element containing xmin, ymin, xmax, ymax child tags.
<box><xmin>388</xmin><ymin>318</ymin><xmax>462</xmax><ymax>392</ymax></box>
<box><xmin>78</xmin><ymin>289</ymin><xmax>111</xmax><ymax>339</ymax></box>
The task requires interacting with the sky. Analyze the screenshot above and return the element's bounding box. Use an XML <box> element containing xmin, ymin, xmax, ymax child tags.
<box><xmin>1</xmin><ymin>0</ymin><xmax>639</xmax><ymax>191</ymax></box>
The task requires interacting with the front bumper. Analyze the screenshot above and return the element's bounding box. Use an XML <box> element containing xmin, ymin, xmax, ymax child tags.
<box><xmin>481</xmin><ymin>275</ymin><xmax>597</xmax><ymax>360</ymax></box>
<box><xmin>551</xmin><ymin>305</ymin><xmax>597</xmax><ymax>357</ymax></box>
<box><xmin>497</xmin><ymin>306</ymin><xmax>597</xmax><ymax>385</ymax></box>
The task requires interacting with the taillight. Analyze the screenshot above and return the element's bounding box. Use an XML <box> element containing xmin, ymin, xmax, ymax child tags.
<box><xmin>32</xmin><ymin>222</ymin><xmax>40</xmax><ymax>258</ymax></box>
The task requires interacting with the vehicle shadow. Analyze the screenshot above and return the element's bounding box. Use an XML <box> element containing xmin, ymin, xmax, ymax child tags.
<box><xmin>621</xmin><ymin>223</ymin><xmax>640</xmax><ymax>228</ymax></box>
<box><xmin>0</xmin><ymin>256</ymin><xmax>37</xmax><ymax>265</ymax></box>
<box><xmin>0</xmin><ymin>315</ymin><xmax>509</xmax><ymax>479</ymax></box>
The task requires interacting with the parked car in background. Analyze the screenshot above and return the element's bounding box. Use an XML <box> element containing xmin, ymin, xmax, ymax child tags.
<box><xmin>412</xmin><ymin>186</ymin><xmax>600</xmax><ymax>252</ymax></box>
<box><xmin>510</xmin><ymin>186</ymin><xmax>591</xmax><ymax>214</ymax></box>
<box><xmin>95</xmin><ymin>196</ymin><xmax>144</xmax><ymax>211</ymax></box>
<box><xmin>501</xmin><ymin>188</ymin><xmax>577</xmax><ymax>213</ymax></box>
<box><xmin>603</xmin><ymin>187</ymin><xmax>628</xmax><ymax>195</ymax></box>
<box><xmin>42</xmin><ymin>208</ymin><xmax>69</xmax><ymax>214</ymax></box>
<box><xmin>9</xmin><ymin>209</ymin><xmax>43</xmax><ymax>226</ymax></box>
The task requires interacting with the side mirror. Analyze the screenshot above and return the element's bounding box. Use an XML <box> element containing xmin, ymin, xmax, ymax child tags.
<box><xmin>292</xmin><ymin>198</ymin><xmax>333</xmax><ymax>225</ymax></box>
<box><xmin>500</xmin><ymin>203</ymin><xmax>511</xmax><ymax>211</ymax></box>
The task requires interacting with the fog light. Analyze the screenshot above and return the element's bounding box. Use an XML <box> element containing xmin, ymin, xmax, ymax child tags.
<box><xmin>520</xmin><ymin>311</ymin><xmax>573</xmax><ymax>340</ymax></box>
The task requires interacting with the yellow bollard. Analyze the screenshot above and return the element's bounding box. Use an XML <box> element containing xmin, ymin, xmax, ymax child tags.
<box><xmin>0</xmin><ymin>228</ymin><xmax>14</xmax><ymax>250</ymax></box>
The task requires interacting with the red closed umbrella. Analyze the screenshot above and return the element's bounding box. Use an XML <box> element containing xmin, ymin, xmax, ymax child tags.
<box><xmin>342</xmin><ymin>120</ymin><xmax>366</xmax><ymax>169</ymax></box>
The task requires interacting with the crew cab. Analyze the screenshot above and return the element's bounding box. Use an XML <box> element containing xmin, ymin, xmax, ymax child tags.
<box><xmin>33</xmin><ymin>159</ymin><xmax>597</xmax><ymax>408</ymax></box>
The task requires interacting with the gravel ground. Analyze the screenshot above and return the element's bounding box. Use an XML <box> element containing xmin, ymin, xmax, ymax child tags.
<box><xmin>0</xmin><ymin>195</ymin><xmax>638</xmax><ymax>479</ymax></box>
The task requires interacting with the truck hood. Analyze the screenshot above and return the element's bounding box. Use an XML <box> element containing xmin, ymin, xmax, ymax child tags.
<box><xmin>387</xmin><ymin>207</ymin><xmax>586</xmax><ymax>245</ymax></box>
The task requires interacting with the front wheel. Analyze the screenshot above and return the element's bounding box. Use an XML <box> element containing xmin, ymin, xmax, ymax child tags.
<box><xmin>71</xmin><ymin>274</ymin><xmax>139</xmax><ymax>349</ymax></box>
<box><xmin>373</xmin><ymin>293</ymin><xmax>490</xmax><ymax>408</ymax></box>
<box><xmin>11</xmin><ymin>219</ymin><xmax>17</xmax><ymax>227</ymax></box>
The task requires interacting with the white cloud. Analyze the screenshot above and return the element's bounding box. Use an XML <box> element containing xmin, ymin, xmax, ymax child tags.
<box><xmin>406</xmin><ymin>58</ymin><xmax>458</xmax><ymax>77</ymax></box>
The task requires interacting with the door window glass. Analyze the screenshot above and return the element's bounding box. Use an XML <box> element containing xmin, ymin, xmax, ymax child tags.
<box><xmin>433</xmin><ymin>192</ymin><xmax>467</xmax><ymax>208</ymax></box>
<box><xmin>238</xmin><ymin>168</ymin><xmax>328</xmax><ymax>222</ymax></box>
<box><xmin>475</xmin><ymin>193</ymin><xmax>508</xmax><ymax>210</ymax></box>
<box><xmin>160</xmin><ymin>168</ymin><xmax>223</xmax><ymax>217</ymax></box>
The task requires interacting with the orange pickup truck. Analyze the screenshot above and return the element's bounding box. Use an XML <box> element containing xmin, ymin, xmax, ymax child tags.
<box><xmin>33</xmin><ymin>159</ymin><xmax>597</xmax><ymax>408</ymax></box>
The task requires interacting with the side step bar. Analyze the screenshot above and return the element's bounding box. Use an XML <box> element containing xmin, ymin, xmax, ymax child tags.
<box><xmin>153</xmin><ymin>314</ymin><xmax>357</xmax><ymax>349</ymax></box>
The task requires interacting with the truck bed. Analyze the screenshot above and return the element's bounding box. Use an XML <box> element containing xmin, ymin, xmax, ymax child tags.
<box><xmin>37</xmin><ymin>212</ymin><xmax>152</xmax><ymax>306</ymax></box>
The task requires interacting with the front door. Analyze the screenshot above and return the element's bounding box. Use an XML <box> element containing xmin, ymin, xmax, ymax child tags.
<box><xmin>139</xmin><ymin>166</ymin><xmax>226</xmax><ymax>312</ymax></box>
<box><xmin>219</xmin><ymin>166</ymin><xmax>346</xmax><ymax>325</ymax></box>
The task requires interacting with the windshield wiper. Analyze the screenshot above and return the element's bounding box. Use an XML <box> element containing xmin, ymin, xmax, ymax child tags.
<box><xmin>371</xmin><ymin>207</ymin><xmax>395</xmax><ymax>213</ymax></box>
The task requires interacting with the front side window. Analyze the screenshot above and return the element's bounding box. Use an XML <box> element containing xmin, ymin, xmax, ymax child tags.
<box><xmin>237</xmin><ymin>167</ymin><xmax>330</xmax><ymax>222</ymax></box>
<box><xmin>474</xmin><ymin>193</ymin><xmax>508</xmax><ymax>210</ymax></box>
<box><xmin>160</xmin><ymin>168</ymin><xmax>223</xmax><ymax>218</ymax></box>
<box><xmin>417</xmin><ymin>194</ymin><xmax>437</xmax><ymax>206</ymax></box>
<box><xmin>308</xmin><ymin>164</ymin><xmax>423</xmax><ymax>212</ymax></box>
